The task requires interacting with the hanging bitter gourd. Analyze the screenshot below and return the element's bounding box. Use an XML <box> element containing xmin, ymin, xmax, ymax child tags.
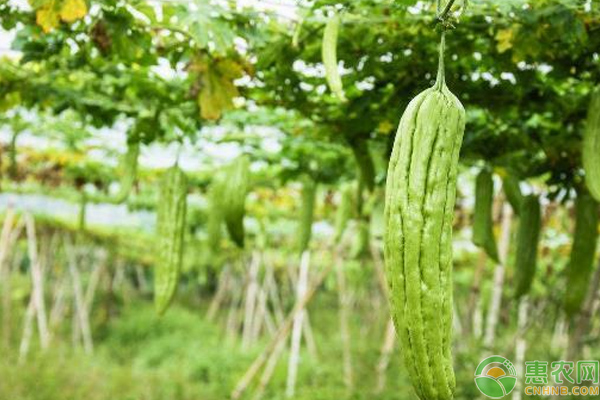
<box><xmin>298</xmin><ymin>177</ymin><xmax>317</xmax><ymax>253</ymax></box>
<box><xmin>384</xmin><ymin>33</ymin><xmax>465</xmax><ymax>400</ymax></box>
<box><xmin>222</xmin><ymin>156</ymin><xmax>250</xmax><ymax>248</ymax></box>
<box><xmin>473</xmin><ymin>169</ymin><xmax>499</xmax><ymax>262</ymax></box>
<box><xmin>583</xmin><ymin>87</ymin><xmax>600</xmax><ymax>202</ymax></box>
<box><xmin>564</xmin><ymin>191</ymin><xmax>599</xmax><ymax>314</ymax></box>
<box><xmin>78</xmin><ymin>192</ymin><xmax>87</xmax><ymax>231</ymax></box>
<box><xmin>154</xmin><ymin>165</ymin><xmax>188</xmax><ymax>315</ymax></box>
<box><xmin>334</xmin><ymin>182</ymin><xmax>354</xmax><ymax>243</ymax></box>
<box><xmin>111</xmin><ymin>140</ymin><xmax>139</xmax><ymax>204</ymax></box>
<box><xmin>502</xmin><ymin>174</ymin><xmax>523</xmax><ymax>216</ymax></box>
<box><xmin>206</xmin><ymin>175</ymin><xmax>224</xmax><ymax>253</ymax></box>
<box><xmin>322</xmin><ymin>14</ymin><xmax>346</xmax><ymax>102</ymax></box>
<box><xmin>513</xmin><ymin>194</ymin><xmax>542</xmax><ymax>299</ymax></box>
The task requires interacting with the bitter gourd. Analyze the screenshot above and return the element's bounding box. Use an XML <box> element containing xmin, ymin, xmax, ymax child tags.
<box><xmin>222</xmin><ymin>156</ymin><xmax>250</xmax><ymax>248</ymax></box>
<box><xmin>564</xmin><ymin>190</ymin><xmax>599</xmax><ymax>314</ymax></box>
<box><xmin>78</xmin><ymin>191</ymin><xmax>87</xmax><ymax>231</ymax></box>
<box><xmin>154</xmin><ymin>165</ymin><xmax>188</xmax><ymax>315</ymax></box>
<box><xmin>583</xmin><ymin>87</ymin><xmax>600</xmax><ymax>202</ymax></box>
<box><xmin>473</xmin><ymin>169</ymin><xmax>499</xmax><ymax>262</ymax></box>
<box><xmin>112</xmin><ymin>140</ymin><xmax>139</xmax><ymax>204</ymax></box>
<box><xmin>384</xmin><ymin>33</ymin><xmax>465</xmax><ymax>400</ymax></box>
<box><xmin>322</xmin><ymin>14</ymin><xmax>346</xmax><ymax>102</ymax></box>
<box><xmin>334</xmin><ymin>183</ymin><xmax>354</xmax><ymax>243</ymax></box>
<box><xmin>298</xmin><ymin>177</ymin><xmax>317</xmax><ymax>253</ymax></box>
<box><xmin>502</xmin><ymin>174</ymin><xmax>523</xmax><ymax>216</ymax></box>
<box><xmin>207</xmin><ymin>175</ymin><xmax>224</xmax><ymax>253</ymax></box>
<box><xmin>513</xmin><ymin>194</ymin><xmax>542</xmax><ymax>299</ymax></box>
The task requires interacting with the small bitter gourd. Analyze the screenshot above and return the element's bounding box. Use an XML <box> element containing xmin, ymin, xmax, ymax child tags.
<box><xmin>564</xmin><ymin>190</ymin><xmax>599</xmax><ymax>314</ymax></box>
<box><xmin>513</xmin><ymin>194</ymin><xmax>542</xmax><ymax>299</ymax></box>
<box><xmin>583</xmin><ymin>87</ymin><xmax>600</xmax><ymax>202</ymax></box>
<box><xmin>334</xmin><ymin>183</ymin><xmax>354</xmax><ymax>243</ymax></box>
<box><xmin>222</xmin><ymin>156</ymin><xmax>250</xmax><ymax>248</ymax></box>
<box><xmin>298</xmin><ymin>177</ymin><xmax>317</xmax><ymax>253</ymax></box>
<box><xmin>154</xmin><ymin>165</ymin><xmax>188</xmax><ymax>315</ymax></box>
<box><xmin>322</xmin><ymin>14</ymin><xmax>346</xmax><ymax>102</ymax></box>
<box><xmin>384</xmin><ymin>33</ymin><xmax>465</xmax><ymax>400</ymax></box>
<box><xmin>473</xmin><ymin>169</ymin><xmax>499</xmax><ymax>262</ymax></box>
<box><xmin>502</xmin><ymin>174</ymin><xmax>523</xmax><ymax>216</ymax></box>
<box><xmin>112</xmin><ymin>140</ymin><xmax>139</xmax><ymax>204</ymax></box>
<box><xmin>207</xmin><ymin>175</ymin><xmax>224</xmax><ymax>253</ymax></box>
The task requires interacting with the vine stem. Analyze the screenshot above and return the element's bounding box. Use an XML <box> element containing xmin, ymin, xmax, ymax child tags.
<box><xmin>434</xmin><ymin>31</ymin><xmax>446</xmax><ymax>90</ymax></box>
<box><xmin>437</xmin><ymin>0</ymin><xmax>457</xmax><ymax>21</ymax></box>
<box><xmin>175</xmin><ymin>141</ymin><xmax>184</xmax><ymax>167</ymax></box>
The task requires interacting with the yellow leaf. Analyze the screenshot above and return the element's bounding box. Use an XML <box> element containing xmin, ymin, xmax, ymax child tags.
<box><xmin>496</xmin><ymin>28</ymin><xmax>514</xmax><ymax>53</ymax></box>
<box><xmin>36</xmin><ymin>4</ymin><xmax>60</xmax><ymax>33</ymax></box>
<box><xmin>196</xmin><ymin>59</ymin><xmax>243</xmax><ymax>121</ymax></box>
<box><xmin>59</xmin><ymin>0</ymin><xmax>87</xmax><ymax>22</ymax></box>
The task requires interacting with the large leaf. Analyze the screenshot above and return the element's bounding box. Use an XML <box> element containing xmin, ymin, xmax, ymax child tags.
<box><xmin>192</xmin><ymin>56</ymin><xmax>244</xmax><ymax>120</ymax></box>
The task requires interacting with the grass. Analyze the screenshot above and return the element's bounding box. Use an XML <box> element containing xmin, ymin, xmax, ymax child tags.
<box><xmin>0</xmin><ymin>295</ymin><xmax>414</xmax><ymax>400</ymax></box>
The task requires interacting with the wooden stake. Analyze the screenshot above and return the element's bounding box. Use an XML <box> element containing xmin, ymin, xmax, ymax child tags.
<box><xmin>285</xmin><ymin>249</ymin><xmax>310</xmax><ymax>398</ymax></box>
<box><xmin>375</xmin><ymin>318</ymin><xmax>396</xmax><ymax>394</ymax></box>
<box><xmin>484</xmin><ymin>203</ymin><xmax>513</xmax><ymax>349</ymax></box>
<box><xmin>18</xmin><ymin>296</ymin><xmax>36</xmax><ymax>362</ymax></box>
<box><xmin>251</xmin><ymin>337</ymin><xmax>288</xmax><ymax>400</ymax></box>
<box><xmin>231</xmin><ymin>263</ymin><xmax>331</xmax><ymax>400</ymax></box>
<box><xmin>468</xmin><ymin>251</ymin><xmax>487</xmax><ymax>337</ymax></box>
<box><xmin>25</xmin><ymin>214</ymin><xmax>50</xmax><ymax>349</ymax></box>
<box><xmin>207</xmin><ymin>265</ymin><xmax>232</xmax><ymax>321</ymax></box>
<box><xmin>513</xmin><ymin>297</ymin><xmax>529</xmax><ymax>400</ymax></box>
<box><xmin>242</xmin><ymin>251</ymin><xmax>261</xmax><ymax>350</ymax></box>
<box><xmin>0</xmin><ymin>209</ymin><xmax>19</xmax><ymax>348</ymax></box>
<box><xmin>336</xmin><ymin>249</ymin><xmax>353</xmax><ymax>389</ymax></box>
<box><xmin>65</xmin><ymin>236</ymin><xmax>94</xmax><ymax>354</ymax></box>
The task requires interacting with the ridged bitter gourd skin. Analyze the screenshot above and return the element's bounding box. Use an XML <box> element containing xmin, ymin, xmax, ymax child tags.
<box><xmin>502</xmin><ymin>174</ymin><xmax>523</xmax><ymax>216</ymax></box>
<box><xmin>384</xmin><ymin>34</ymin><xmax>465</xmax><ymax>400</ymax></box>
<box><xmin>298</xmin><ymin>177</ymin><xmax>317</xmax><ymax>253</ymax></box>
<box><xmin>222</xmin><ymin>156</ymin><xmax>250</xmax><ymax>248</ymax></box>
<box><xmin>564</xmin><ymin>191</ymin><xmax>599</xmax><ymax>314</ymax></box>
<box><xmin>322</xmin><ymin>14</ymin><xmax>346</xmax><ymax>102</ymax></box>
<box><xmin>473</xmin><ymin>169</ymin><xmax>499</xmax><ymax>262</ymax></box>
<box><xmin>334</xmin><ymin>183</ymin><xmax>354</xmax><ymax>244</ymax></box>
<box><xmin>513</xmin><ymin>194</ymin><xmax>542</xmax><ymax>299</ymax></box>
<box><xmin>154</xmin><ymin>165</ymin><xmax>188</xmax><ymax>315</ymax></box>
<box><xmin>583</xmin><ymin>87</ymin><xmax>600</xmax><ymax>201</ymax></box>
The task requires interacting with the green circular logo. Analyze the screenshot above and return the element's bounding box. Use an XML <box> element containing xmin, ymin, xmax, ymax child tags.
<box><xmin>474</xmin><ymin>355</ymin><xmax>518</xmax><ymax>399</ymax></box>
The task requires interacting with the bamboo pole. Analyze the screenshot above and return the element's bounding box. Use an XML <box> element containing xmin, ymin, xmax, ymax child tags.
<box><xmin>25</xmin><ymin>214</ymin><xmax>50</xmax><ymax>349</ymax></box>
<box><xmin>207</xmin><ymin>265</ymin><xmax>232</xmax><ymax>321</ymax></box>
<box><xmin>231</xmin><ymin>263</ymin><xmax>331</xmax><ymax>400</ymax></box>
<box><xmin>0</xmin><ymin>209</ymin><xmax>18</xmax><ymax>348</ymax></box>
<box><xmin>285</xmin><ymin>249</ymin><xmax>310</xmax><ymax>398</ymax></box>
<box><xmin>242</xmin><ymin>251</ymin><xmax>261</xmax><ymax>350</ymax></box>
<box><xmin>335</xmin><ymin>250</ymin><xmax>353</xmax><ymax>389</ymax></box>
<box><xmin>375</xmin><ymin>318</ymin><xmax>396</xmax><ymax>394</ymax></box>
<box><xmin>484</xmin><ymin>203</ymin><xmax>513</xmax><ymax>348</ymax></box>
<box><xmin>513</xmin><ymin>297</ymin><xmax>529</xmax><ymax>400</ymax></box>
<box><xmin>65</xmin><ymin>237</ymin><xmax>94</xmax><ymax>354</ymax></box>
<box><xmin>251</xmin><ymin>336</ymin><xmax>288</xmax><ymax>400</ymax></box>
<box><xmin>18</xmin><ymin>296</ymin><xmax>36</xmax><ymax>362</ymax></box>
